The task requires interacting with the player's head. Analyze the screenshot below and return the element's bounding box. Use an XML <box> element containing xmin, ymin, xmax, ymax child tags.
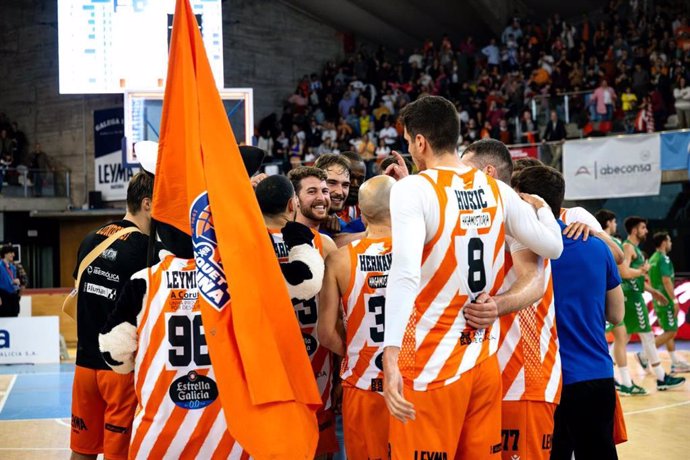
<box><xmin>398</xmin><ymin>96</ymin><xmax>460</xmax><ymax>170</ymax></box>
<box><xmin>511</xmin><ymin>157</ymin><xmax>544</xmax><ymax>187</ymax></box>
<box><xmin>652</xmin><ymin>231</ymin><xmax>671</xmax><ymax>252</ymax></box>
<box><xmin>255</xmin><ymin>175</ymin><xmax>297</xmax><ymax>221</ymax></box>
<box><xmin>340</xmin><ymin>151</ymin><xmax>366</xmax><ymax>206</ymax></box>
<box><xmin>126</xmin><ymin>171</ymin><xmax>154</xmax><ymax>217</ymax></box>
<box><xmin>512</xmin><ymin>166</ymin><xmax>564</xmax><ymax>217</ymax></box>
<box><xmin>594</xmin><ymin>209</ymin><xmax>617</xmax><ymax>235</ymax></box>
<box><xmin>288</xmin><ymin>166</ymin><xmax>330</xmax><ymax>223</ymax></box>
<box><xmin>624</xmin><ymin>216</ymin><xmax>648</xmax><ymax>241</ymax></box>
<box><xmin>461</xmin><ymin>139</ymin><xmax>514</xmax><ymax>184</ymax></box>
<box><xmin>359</xmin><ymin>175</ymin><xmax>395</xmax><ymax>227</ymax></box>
<box><xmin>314</xmin><ymin>154</ymin><xmax>351</xmax><ymax>212</ymax></box>
<box><xmin>0</xmin><ymin>245</ymin><xmax>15</xmax><ymax>261</ymax></box>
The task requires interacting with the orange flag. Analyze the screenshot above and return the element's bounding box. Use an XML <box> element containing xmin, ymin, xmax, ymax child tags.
<box><xmin>152</xmin><ymin>0</ymin><xmax>321</xmax><ymax>457</ymax></box>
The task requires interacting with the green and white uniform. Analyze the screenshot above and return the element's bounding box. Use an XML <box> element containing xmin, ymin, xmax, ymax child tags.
<box><xmin>649</xmin><ymin>250</ymin><xmax>677</xmax><ymax>332</ymax></box>
<box><xmin>606</xmin><ymin>237</ymin><xmax>626</xmax><ymax>333</ymax></box>
<box><xmin>622</xmin><ymin>240</ymin><xmax>651</xmax><ymax>333</ymax></box>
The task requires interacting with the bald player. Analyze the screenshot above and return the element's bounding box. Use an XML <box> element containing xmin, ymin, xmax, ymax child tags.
<box><xmin>318</xmin><ymin>175</ymin><xmax>395</xmax><ymax>460</ymax></box>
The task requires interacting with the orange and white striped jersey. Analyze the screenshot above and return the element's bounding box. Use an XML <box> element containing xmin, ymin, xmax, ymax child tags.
<box><xmin>340</xmin><ymin>237</ymin><xmax>392</xmax><ymax>391</ymax></box>
<box><xmin>269</xmin><ymin>228</ymin><xmax>333</xmax><ymax>411</ymax></box>
<box><xmin>497</xmin><ymin>242</ymin><xmax>561</xmax><ymax>404</ymax></box>
<box><xmin>129</xmin><ymin>255</ymin><xmax>247</xmax><ymax>460</ymax></box>
<box><xmin>398</xmin><ymin>168</ymin><xmax>507</xmax><ymax>391</ymax></box>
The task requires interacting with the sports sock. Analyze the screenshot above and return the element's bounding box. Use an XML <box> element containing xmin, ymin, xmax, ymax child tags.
<box><xmin>670</xmin><ymin>351</ymin><xmax>679</xmax><ymax>364</ymax></box>
<box><xmin>639</xmin><ymin>332</ymin><xmax>661</xmax><ymax>367</ymax></box>
<box><xmin>619</xmin><ymin>366</ymin><xmax>632</xmax><ymax>387</ymax></box>
<box><xmin>653</xmin><ymin>363</ymin><xmax>665</xmax><ymax>381</ymax></box>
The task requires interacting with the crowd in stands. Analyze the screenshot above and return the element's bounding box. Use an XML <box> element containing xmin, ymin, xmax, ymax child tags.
<box><xmin>254</xmin><ymin>0</ymin><xmax>690</xmax><ymax>172</ymax></box>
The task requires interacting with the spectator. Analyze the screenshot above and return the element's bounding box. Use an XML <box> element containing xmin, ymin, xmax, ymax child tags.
<box><xmin>520</xmin><ymin>110</ymin><xmax>539</xmax><ymax>143</ymax></box>
<box><xmin>0</xmin><ymin>245</ymin><xmax>20</xmax><ymax>317</ymax></box>
<box><xmin>543</xmin><ymin>110</ymin><xmax>567</xmax><ymax>169</ymax></box>
<box><xmin>29</xmin><ymin>143</ymin><xmax>52</xmax><ymax>197</ymax></box>
<box><xmin>673</xmin><ymin>77</ymin><xmax>690</xmax><ymax>129</ymax></box>
<box><xmin>621</xmin><ymin>86</ymin><xmax>639</xmax><ymax>133</ymax></box>
<box><xmin>482</xmin><ymin>38</ymin><xmax>501</xmax><ymax>70</ymax></box>
<box><xmin>590</xmin><ymin>80</ymin><xmax>617</xmax><ymax>121</ymax></box>
<box><xmin>492</xmin><ymin>118</ymin><xmax>514</xmax><ymax>144</ymax></box>
<box><xmin>378</xmin><ymin>119</ymin><xmax>398</xmax><ymax>148</ymax></box>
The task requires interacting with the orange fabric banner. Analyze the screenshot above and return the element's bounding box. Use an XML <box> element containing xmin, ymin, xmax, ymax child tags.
<box><xmin>152</xmin><ymin>1</ymin><xmax>320</xmax><ymax>457</ymax></box>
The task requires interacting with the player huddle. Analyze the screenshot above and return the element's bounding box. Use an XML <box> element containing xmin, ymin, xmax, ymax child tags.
<box><xmin>75</xmin><ymin>96</ymin><xmax>685</xmax><ymax>460</ymax></box>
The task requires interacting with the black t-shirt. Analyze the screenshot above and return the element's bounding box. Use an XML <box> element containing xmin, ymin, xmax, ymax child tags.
<box><xmin>73</xmin><ymin>219</ymin><xmax>150</xmax><ymax>369</ymax></box>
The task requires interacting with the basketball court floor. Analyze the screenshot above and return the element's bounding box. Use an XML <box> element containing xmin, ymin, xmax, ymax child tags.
<box><xmin>0</xmin><ymin>345</ymin><xmax>688</xmax><ymax>460</ymax></box>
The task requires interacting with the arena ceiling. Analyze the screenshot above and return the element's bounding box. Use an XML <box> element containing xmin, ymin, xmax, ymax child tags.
<box><xmin>283</xmin><ymin>0</ymin><xmax>602</xmax><ymax>48</ymax></box>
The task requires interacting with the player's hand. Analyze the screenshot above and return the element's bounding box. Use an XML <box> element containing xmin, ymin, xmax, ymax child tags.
<box><xmin>383</xmin><ymin>346</ymin><xmax>416</xmax><ymax>423</ymax></box>
<box><xmin>250</xmin><ymin>173</ymin><xmax>268</xmax><ymax>188</ymax></box>
<box><xmin>652</xmin><ymin>290</ymin><xmax>669</xmax><ymax>306</ymax></box>
<box><xmin>331</xmin><ymin>381</ymin><xmax>343</xmax><ymax>415</ymax></box>
<box><xmin>640</xmin><ymin>262</ymin><xmax>651</xmax><ymax>274</ymax></box>
<box><xmin>384</xmin><ymin>151</ymin><xmax>409</xmax><ymax>181</ymax></box>
<box><xmin>519</xmin><ymin>192</ymin><xmax>548</xmax><ymax>211</ymax></box>
<box><xmin>463</xmin><ymin>293</ymin><xmax>498</xmax><ymax>329</ymax></box>
<box><xmin>13</xmin><ymin>278</ymin><xmax>20</xmax><ymax>285</ymax></box>
<box><xmin>562</xmin><ymin>222</ymin><xmax>592</xmax><ymax>241</ymax></box>
<box><xmin>323</xmin><ymin>215</ymin><xmax>341</xmax><ymax>234</ymax></box>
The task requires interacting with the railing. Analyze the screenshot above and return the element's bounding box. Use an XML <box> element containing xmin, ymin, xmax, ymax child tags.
<box><xmin>0</xmin><ymin>167</ymin><xmax>71</xmax><ymax>199</ymax></box>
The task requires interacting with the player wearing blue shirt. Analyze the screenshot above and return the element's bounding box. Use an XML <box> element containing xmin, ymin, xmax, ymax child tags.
<box><xmin>514</xmin><ymin>166</ymin><xmax>624</xmax><ymax>460</ymax></box>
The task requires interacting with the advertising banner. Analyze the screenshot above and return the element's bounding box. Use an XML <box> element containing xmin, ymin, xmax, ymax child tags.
<box><xmin>660</xmin><ymin>130</ymin><xmax>690</xmax><ymax>171</ymax></box>
<box><xmin>94</xmin><ymin>107</ymin><xmax>138</xmax><ymax>201</ymax></box>
<box><xmin>509</xmin><ymin>145</ymin><xmax>539</xmax><ymax>159</ymax></box>
<box><xmin>0</xmin><ymin>316</ymin><xmax>60</xmax><ymax>364</ymax></box>
<box><xmin>562</xmin><ymin>134</ymin><xmax>661</xmax><ymax>200</ymax></box>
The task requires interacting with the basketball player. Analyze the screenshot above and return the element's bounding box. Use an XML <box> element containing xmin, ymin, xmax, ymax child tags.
<box><xmin>313</xmin><ymin>154</ymin><xmax>352</xmax><ymax>236</ymax></box>
<box><xmin>644</xmin><ymin>232</ymin><xmax>690</xmax><ymax>372</ymax></box>
<box><xmin>318</xmin><ymin>175</ymin><xmax>396</xmax><ymax>460</ymax></box>
<box><xmin>382</xmin><ymin>96</ymin><xmax>564</xmax><ymax>459</ymax></box>
<box><xmin>622</xmin><ymin>217</ymin><xmax>685</xmax><ymax>391</ymax></box>
<box><xmin>595</xmin><ymin>209</ymin><xmax>645</xmax><ymax>395</ymax></box>
<box><xmin>513</xmin><ymin>166</ymin><xmax>623</xmax><ymax>460</ymax></box>
<box><xmin>338</xmin><ymin>151</ymin><xmax>366</xmax><ymax>225</ymax></box>
<box><xmin>273</xmin><ymin>168</ymin><xmax>339</xmax><ymax>458</ymax></box>
<box><xmin>462</xmin><ymin>140</ymin><xmax>561</xmax><ymax>460</ymax></box>
<box><xmin>70</xmin><ymin>172</ymin><xmax>154</xmax><ymax>460</ymax></box>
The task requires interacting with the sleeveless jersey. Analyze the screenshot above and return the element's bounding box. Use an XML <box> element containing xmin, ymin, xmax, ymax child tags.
<box><xmin>129</xmin><ymin>255</ymin><xmax>247</xmax><ymax>460</ymax></box>
<box><xmin>497</xmin><ymin>247</ymin><xmax>561</xmax><ymax>404</ymax></box>
<box><xmin>623</xmin><ymin>240</ymin><xmax>645</xmax><ymax>292</ymax></box>
<box><xmin>400</xmin><ymin>168</ymin><xmax>506</xmax><ymax>391</ymax></box>
<box><xmin>268</xmin><ymin>228</ymin><xmax>333</xmax><ymax>410</ymax></box>
<box><xmin>340</xmin><ymin>237</ymin><xmax>392</xmax><ymax>391</ymax></box>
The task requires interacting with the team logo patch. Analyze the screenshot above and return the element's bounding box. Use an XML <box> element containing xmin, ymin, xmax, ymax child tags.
<box><xmin>303</xmin><ymin>333</ymin><xmax>318</xmax><ymax>356</ymax></box>
<box><xmin>190</xmin><ymin>192</ymin><xmax>231</xmax><ymax>311</ymax></box>
<box><xmin>169</xmin><ymin>371</ymin><xmax>219</xmax><ymax>410</ymax></box>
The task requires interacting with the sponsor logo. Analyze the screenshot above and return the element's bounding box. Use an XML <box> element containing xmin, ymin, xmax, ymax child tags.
<box><xmin>84</xmin><ymin>282</ymin><xmax>116</xmax><ymax>300</ymax></box>
<box><xmin>169</xmin><ymin>290</ymin><xmax>198</xmax><ymax>311</ymax></box>
<box><xmin>169</xmin><ymin>371</ymin><xmax>219</xmax><ymax>410</ymax></box>
<box><xmin>97</xmin><ymin>162</ymin><xmax>134</xmax><ymax>186</ymax></box>
<box><xmin>460</xmin><ymin>212</ymin><xmax>491</xmax><ymax>230</ymax></box>
<box><xmin>71</xmin><ymin>415</ymin><xmax>87</xmax><ymax>431</ymax></box>
<box><xmin>574</xmin><ymin>161</ymin><xmax>653</xmax><ymax>180</ymax></box>
<box><xmin>358</xmin><ymin>253</ymin><xmax>392</xmax><ymax>272</ymax></box>
<box><xmin>414</xmin><ymin>451</ymin><xmax>448</xmax><ymax>460</ymax></box>
<box><xmin>105</xmin><ymin>423</ymin><xmax>128</xmax><ymax>434</ymax></box>
<box><xmin>0</xmin><ymin>329</ymin><xmax>9</xmax><ymax>348</ymax></box>
<box><xmin>374</xmin><ymin>352</ymin><xmax>384</xmax><ymax>371</ymax></box>
<box><xmin>190</xmin><ymin>193</ymin><xmax>230</xmax><ymax>311</ymax></box>
<box><xmin>303</xmin><ymin>333</ymin><xmax>318</xmax><ymax>356</ymax></box>
<box><xmin>86</xmin><ymin>266</ymin><xmax>120</xmax><ymax>283</ymax></box>
<box><xmin>367</xmin><ymin>275</ymin><xmax>388</xmax><ymax>289</ymax></box>
<box><xmin>100</xmin><ymin>248</ymin><xmax>118</xmax><ymax>261</ymax></box>
<box><xmin>371</xmin><ymin>378</ymin><xmax>383</xmax><ymax>392</ymax></box>
<box><xmin>542</xmin><ymin>434</ymin><xmax>552</xmax><ymax>450</ymax></box>
<box><xmin>165</xmin><ymin>270</ymin><xmax>197</xmax><ymax>289</ymax></box>
<box><xmin>459</xmin><ymin>328</ymin><xmax>495</xmax><ymax>346</ymax></box>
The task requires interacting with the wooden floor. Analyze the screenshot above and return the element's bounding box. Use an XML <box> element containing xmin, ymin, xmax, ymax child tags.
<box><xmin>0</xmin><ymin>351</ymin><xmax>688</xmax><ymax>459</ymax></box>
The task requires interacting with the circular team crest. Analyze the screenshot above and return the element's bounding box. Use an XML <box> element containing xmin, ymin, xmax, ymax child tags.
<box><xmin>190</xmin><ymin>192</ymin><xmax>231</xmax><ymax>311</ymax></box>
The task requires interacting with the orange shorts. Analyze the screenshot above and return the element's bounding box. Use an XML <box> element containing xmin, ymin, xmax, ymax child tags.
<box><xmin>389</xmin><ymin>354</ymin><xmax>502</xmax><ymax>460</ymax></box>
<box><xmin>501</xmin><ymin>400</ymin><xmax>557</xmax><ymax>460</ymax></box>
<box><xmin>315</xmin><ymin>408</ymin><xmax>339</xmax><ymax>457</ymax></box>
<box><xmin>342</xmin><ymin>386</ymin><xmax>389</xmax><ymax>460</ymax></box>
<box><xmin>613</xmin><ymin>392</ymin><xmax>628</xmax><ymax>445</ymax></box>
<box><xmin>70</xmin><ymin>365</ymin><xmax>137</xmax><ymax>460</ymax></box>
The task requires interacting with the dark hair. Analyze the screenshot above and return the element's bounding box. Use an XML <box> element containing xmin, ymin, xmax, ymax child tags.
<box><xmin>462</xmin><ymin>139</ymin><xmax>514</xmax><ymax>184</ymax></box>
<box><xmin>0</xmin><ymin>245</ymin><xmax>15</xmax><ymax>258</ymax></box>
<box><xmin>126</xmin><ymin>171</ymin><xmax>154</xmax><ymax>214</ymax></box>
<box><xmin>287</xmin><ymin>166</ymin><xmax>327</xmax><ymax>194</ymax></box>
<box><xmin>314</xmin><ymin>153</ymin><xmax>351</xmax><ymax>176</ymax></box>
<box><xmin>255</xmin><ymin>175</ymin><xmax>295</xmax><ymax>216</ymax></box>
<box><xmin>380</xmin><ymin>155</ymin><xmax>413</xmax><ymax>174</ymax></box>
<box><xmin>513</xmin><ymin>166</ymin><xmax>565</xmax><ymax>216</ymax></box>
<box><xmin>513</xmin><ymin>157</ymin><xmax>544</xmax><ymax>173</ymax></box>
<box><xmin>652</xmin><ymin>231</ymin><xmax>670</xmax><ymax>248</ymax></box>
<box><xmin>398</xmin><ymin>96</ymin><xmax>460</xmax><ymax>153</ymax></box>
<box><xmin>594</xmin><ymin>209</ymin><xmax>616</xmax><ymax>230</ymax></box>
<box><xmin>624</xmin><ymin>216</ymin><xmax>647</xmax><ymax>234</ymax></box>
<box><xmin>340</xmin><ymin>151</ymin><xmax>364</xmax><ymax>166</ymax></box>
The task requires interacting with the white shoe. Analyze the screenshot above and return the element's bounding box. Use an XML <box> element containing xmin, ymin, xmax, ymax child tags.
<box><xmin>671</xmin><ymin>361</ymin><xmax>690</xmax><ymax>373</ymax></box>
